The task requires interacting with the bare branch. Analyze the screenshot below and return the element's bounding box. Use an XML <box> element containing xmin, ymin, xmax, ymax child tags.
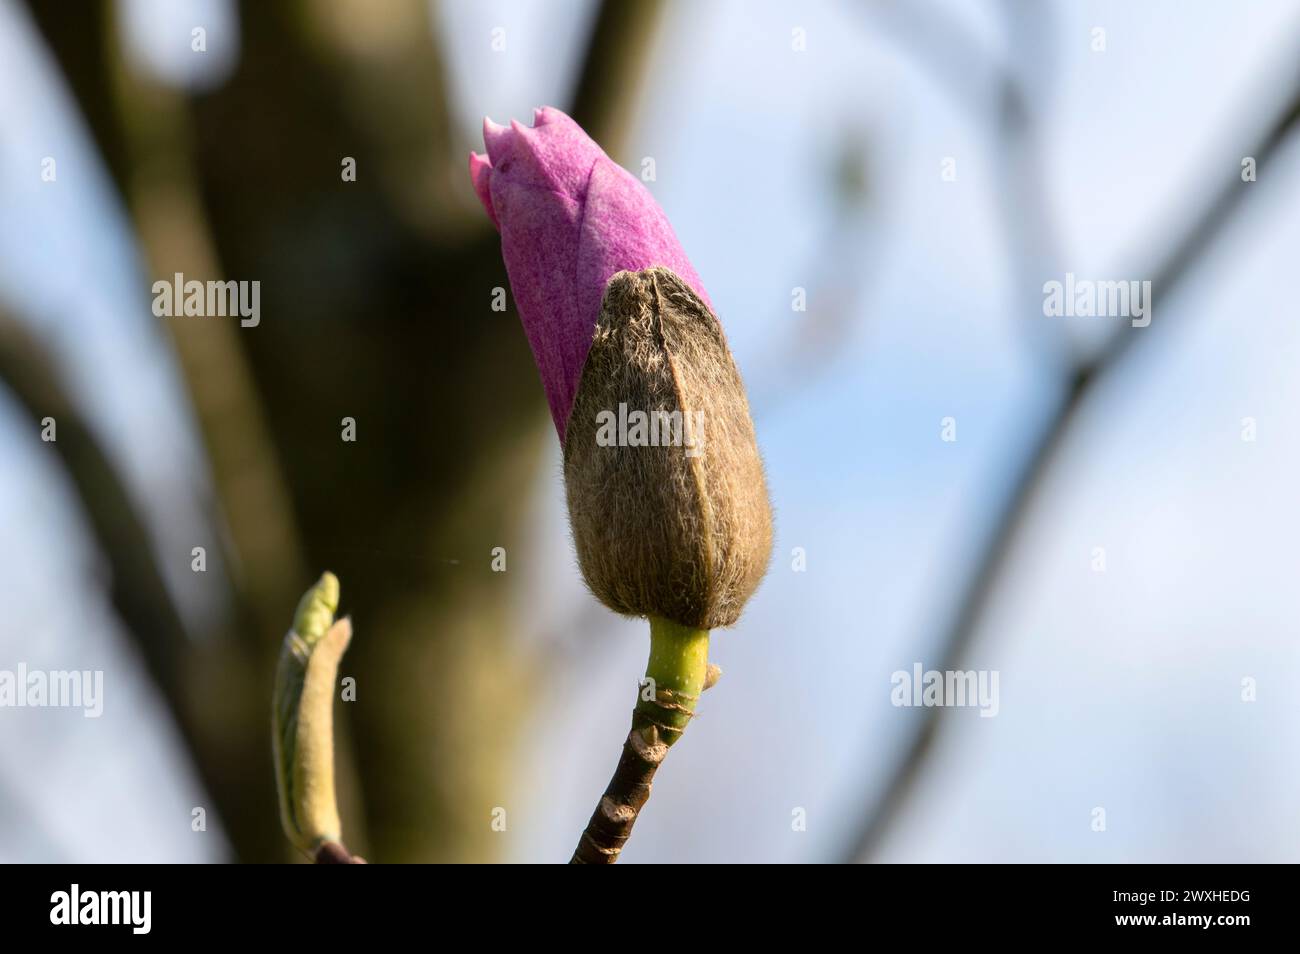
<box><xmin>841</xmin><ymin>30</ymin><xmax>1300</xmax><ymax>862</ymax></box>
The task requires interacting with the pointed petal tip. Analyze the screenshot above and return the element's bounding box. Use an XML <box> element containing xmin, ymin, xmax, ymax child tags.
<box><xmin>482</xmin><ymin>116</ymin><xmax>510</xmax><ymax>159</ymax></box>
<box><xmin>534</xmin><ymin>105</ymin><xmax>568</xmax><ymax>126</ymax></box>
<box><xmin>468</xmin><ymin>152</ymin><xmax>499</xmax><ymax>229</ymax></box>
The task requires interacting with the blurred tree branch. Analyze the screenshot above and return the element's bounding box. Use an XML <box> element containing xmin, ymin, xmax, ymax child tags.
<box><xmin>569</xmin><ymin>0</ymin><xmax>667</xmax><ymax>159</ymax></box>
<box><xmin>0</xmin><ymin>310</ymin><xmax>186</xmax><ymax>691</ymax></box>
<box><xmin>854</xmin><ymin>0</ymin><xmax>1069</xmax><ymax>367</ymax></box>
<box><xmin>0</xmin><ymin>306</ymin><xmax>278</xmax><ymax>856</ymax></box>
<box><xmin>842</xmin><ymin>21</ymin><xmax>1300</xmax><ymax>861</ymax></box>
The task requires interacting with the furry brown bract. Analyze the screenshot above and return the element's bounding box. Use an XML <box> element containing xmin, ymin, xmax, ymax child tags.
<box><xmin>563</xmin><ymin>267</ymin><xmax>773</xmax><ymax>629</ymax></box>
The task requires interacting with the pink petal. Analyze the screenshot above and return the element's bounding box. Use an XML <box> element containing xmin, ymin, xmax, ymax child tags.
<box><xmin>470</xmin><ymin>107</ymin><xmax>712</xmax><ymax>441</ymax></box>
<box><xmin>468</xmin><ymin>152</ymin><xmax>497</xmax><ymax>228</ymax></box>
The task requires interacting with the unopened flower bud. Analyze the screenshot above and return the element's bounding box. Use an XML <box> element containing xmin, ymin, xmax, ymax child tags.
<box><xmin>273</xmin><ymin>572</ymin><xmax>352</xmax><ymax>858</ymax></box>
<box><xmin>471</xmin><ymin>108</ymin><xmax>772</xmax><ymax>629</ymax></box>
<box><xmin>564</xmin><ymin>268</ymin><xmax>772</xmax><ymax>628</ymax></box>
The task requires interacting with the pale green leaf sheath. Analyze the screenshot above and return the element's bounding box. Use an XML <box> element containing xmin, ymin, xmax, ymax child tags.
<box><xmin>272</xmin><ymin>572</ymin><xmax>354</xmax><ymax>860</ymax></box>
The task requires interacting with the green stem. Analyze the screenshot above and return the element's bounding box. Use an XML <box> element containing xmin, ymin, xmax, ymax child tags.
<box><xmin>636</xmin><ymin>616</ymin><xmax>710</xmax><ymax>741</ymax></box>
<box><xmin>571</xmin><ymin>616</ymin><xmax>710</xmax><ymax>864</ymax></box>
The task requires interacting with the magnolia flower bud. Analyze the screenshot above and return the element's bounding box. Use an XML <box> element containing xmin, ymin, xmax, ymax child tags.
<box><xmin>471</xmin><ymin>108</ymin><xmax>771</xmax><ymax>628</ymax></box>
<box><xmin>564</xmin><ymin>268</ymin><xmax>772</xmax><ymax>629</ymax></box>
